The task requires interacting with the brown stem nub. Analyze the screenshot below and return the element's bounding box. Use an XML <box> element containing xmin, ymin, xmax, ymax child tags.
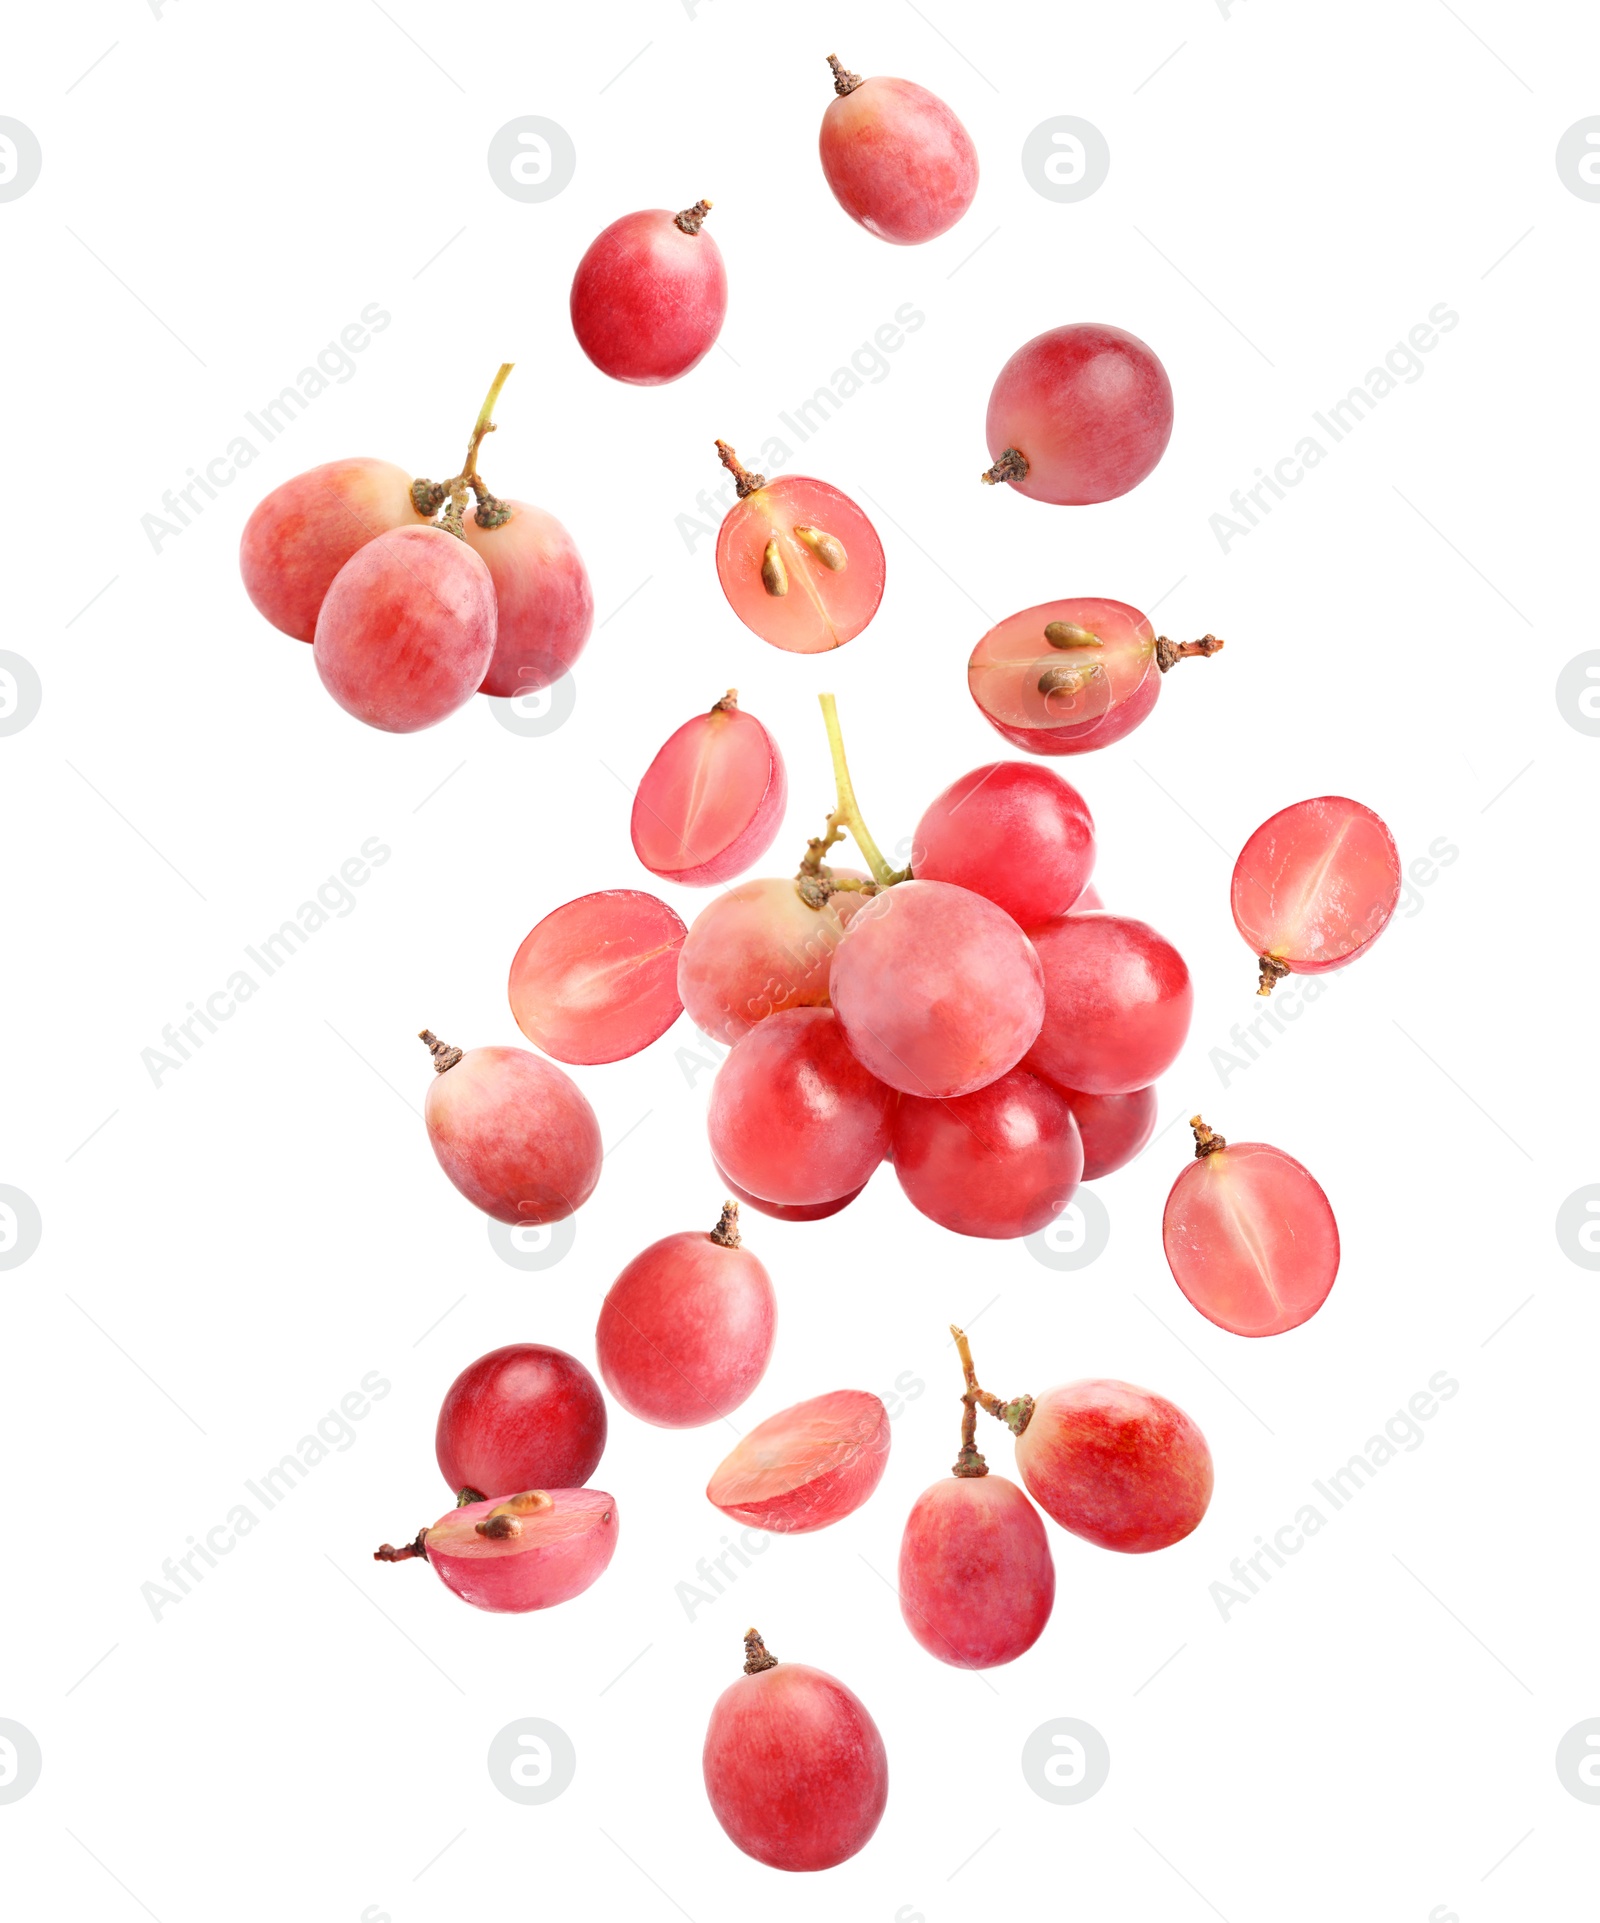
<box><xmin>455</xmin><ymin>1486</ymin><xmax>486</xmax><ymax>1507</ymax></box>
<box><xmin>826</xmin><ymin>53</ymin><xmax>862</xmax><ymax>95</ymax></box>
<box><xmin>1257</xmin><ymin>955</ymin><xmax>1291</xmax><ymax>997</ymax></box>
<box><xmin>951</xmin><ymin>1324</ymin><xmax>1035</xmax><ymax>1437</ymax></box>
<box><xmin>743</xmin><ymin>1627</ymin><xmax>779</xmax><ymax>1674</ymax></box>
<box><xmin>715</xmin><ymin>440</ymin><xmax>765</xmax><ymax>498</ymax></box>
<box><xmin>1155</xmin><ymin>632</ymin><xmax>1226</xmax><ymax>673</ymax></box>
<box><xmin>712</xmin><ymin>689</ymin><xmax>739</xmax><ymax>713</ymax></box>
<box><xmin>982</xmin><ymin>447</ymin><xmax>1029</xmax><ymax>487</ymax></box>
<box><xmin>1190</xmin><ymin>1115</ymin><xmax>1228</xmax><ymax>1158</ymax></box>
<box><xmin>675</xmin><ymin>199</ymin><xmax>713</xmax><ymax>235</ymax></box>
<box><xmin>419</xmin><ymin>1029</ymin><xmax>463</xmax><ymax>1074</ymax></box>
<box><xmin>374</xmin><ymin>1532</ymin><xmax>428</xmax><ymax>1563</ymax></box>
<box><xmin>411</xmin><ymin>478</ymin><xmax>447</xmax><ymax>517</ymax></box>
<box><xmin>710</xmin><ymin>1200</ymin><xmax>741</xmax><ymax>1249</ymax></box>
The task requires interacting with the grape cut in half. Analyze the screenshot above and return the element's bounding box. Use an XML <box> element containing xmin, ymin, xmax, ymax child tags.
<box><xmin>508</xmin><ymin>890</ymin><xmax>685</xmax><ymax>1065</ymax></box>
<box><xmin>713</xmin><ymin>442</ymin><xmax>884</xmax><ymax>653</ymax></box>
<box><xmin>1162</xmin><ymin>1116</ymin><xmax>1339</xmax><ymax>1337</ymax></box>
<box><xmin>968</xmin><ymin>596</ymin><xmax>1223</xmax><ymax>756</ymax></box>
<box><xmin>1231</xmin><ymin>796</ymin><xmax>1402</xmax><ymax>995</ymax></box>
<box><xmin>817</xmin><ymin>55</ymin><xmax>978</xmax><ymax>245</ymax></box>
<box><xmin>631</xmin><ymin>693</ymin><xmax>787</xmax><ymax>887</ymax></box>
<box><xmin>983</xmin><ymin>323</ymin><xmax>1174</xmax><ymax>505</ymax></box>
<box><xmin>706</xmin><ymin>1390</ymin><xmax>890</xmax><ymax>1533</ymax></box>
<box><xmin>375</xmin><ymin>1488</ymin><xmax>617</xmax><ymax>1614</ymax></box>
<box><xmin>703</xmin><ymin>1629</ymin><xmax>888</xmax><ymax>1871</ymax></box>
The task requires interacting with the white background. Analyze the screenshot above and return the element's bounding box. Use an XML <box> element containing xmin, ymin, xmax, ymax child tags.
<box><xmin>2</xmin><ymin>0</ymin><xmax>1596</xmax><ymax>1917</ymax></box>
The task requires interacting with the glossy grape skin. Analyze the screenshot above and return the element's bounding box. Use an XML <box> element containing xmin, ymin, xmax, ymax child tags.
<box><xmin>969</xmin><ymin>596</ymin><xmax>1179</xmax><ymax>755</ymax></box>
<box><xmin>1014</xmin><ymin>1380</ymin><xmax>1212</xmax><ymax>1553</ymax></box>
<box><xmin>418</xmin><ymin>1489</ymin><xmax>617</xmax><ymax>1613</ymax></box>
<box><xmin>1023</xmin><ymin>911</ymin><xmax>1192</xmax><ymax>1096</ymax></box>
<box><xmin>1232</xmin><ymin>797</ymin><xmax>1402</xmax><ymax>991</ymax></box>
<box><xmin>462</xmin><ymin>501</ymin><xmax>593</xmax><ymax>697</ymax></box>
<box><xmin>819</xmin><ymin>74</ymin><xmax>978</xmax><ymax>244</ymax></box>
<box><xmin>508</xmin><ymin>891</ymin><xmax>685</xmax><ymax>1066</ymax></box>
<box><xmin>717</xmin><ymin>475</ymin><xmax>884</xmax><ymax>653</ymax></box>
<box><xmin>985</xmin><ymin>324</ymin><xmax>1173</xmax><ymax>506</ymax></box>
<box><xmin>892</xmin><ymin>1069</ymin><xmax>1082</xmax><ymax>1239</ymax></box>
<box><xmin>708</xmin><ymin>1008</ymin><xmax>894</xmax><ymax>1205</ymax></box>
<box><xmin>1164</xmin><ymin>1137</ymin><xmax>1339</xmax><ymax>1336</ymax></box>
<box><xmin>631</xmin><ymin>698</ymin><xmax>787</xmax><ymax>886</ymax></box>
<box><xmin>1057</xmin><ymin>1084</ymin><xmax>1159</xmax><ymax>1180</ymax></box>
<box><xmin>240</xmin><ymin>457</ymin><xmax>420</xmax><ymax>642</ymax></box>
<box><xmin>570</xmin><ymin>208</ymin><xmax>727</xmax><ymax>384</ymax></box>
<box><xmin>830</xmin><ymin>881</ymin><xmax>1045</xmax><ymax>1099</ymax></box>
<box><xmin>423</xmin><ymin>1044</ymin><xmax>602</xmax><ymax>1225</ymax></box>
<box><xmin>703</xmin><ymin>1651</ymin><xmax>888</xmax><ymax>1870</ymax></box>
<box><xmin>1074</xmin><ymin>881</ymin><xmax>1105</xmax><ymax>910</ymax></box>
<box><xmin>314</xmin><ymin>526</ymin><xmax>496</xmax><ymax>732</ymax></box>
<box><xmin>436</xmin><ymin>1343</ymin><xmax>606</xmax><ymax>1499</ymax></box>
<box><xmin>912</xmin><ymin>762</ymin><xmax>1094</xmax><ymax>924</ymax></box>
<box><xmin>595</xmin><ymin>1216</ymin><xmax>776</xmax><ymax>1428</ymax></box>
<box><xmin>706</xmin><ymin>1391</ymin><xmax>890</xmax><ymax>1532</ymax></box>
<box><xmin>713</xmin><ymin>1160</ymin><xmax>867</xmax><ymax>1223</ymax></box>
<box><xmin>898</xmin><ymin>1476</ymin><xmax>1054</xmax><ymax>1668</ymax></box>
<box><xmin>679</xmin><ymin>879</ymin><xmax>854</xmax><ymax>1045</ymax></box>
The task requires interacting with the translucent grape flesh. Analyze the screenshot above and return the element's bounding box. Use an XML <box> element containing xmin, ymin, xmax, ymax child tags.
<box><xmin>706</xmin><ymin>1390</ymin><xmax>890</xmax><ymax>1531</ymax></box>
<box><xmin>1163</xmin><ymin>1140</ymin><xmax>1339</xmax><ymax>1336</ymax></box>
<box><xmin>508</xmin><ymin>890</ymin><xmax>685</xmax><ymax>1066</ymax></box>
<box><xmin>716</xmin><ymin>476</ymin><xmax>884</xmax><ymax>653</ymax></box>
<box><xmin>1231</xmin><ymin>796</ymin><xmax>1402</xmax><ymax>981</ymax></box>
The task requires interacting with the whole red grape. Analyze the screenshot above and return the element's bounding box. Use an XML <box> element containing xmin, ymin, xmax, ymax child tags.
<box><xmin>420</xmin><ymin>1031</ymin><xmax>601</xmax><ymax>1225</ymax></box>
<box><xmin>713</xmin><ymin>1158</ymin><xmax>867</xmax><ymax>1222</ymax></box>
<box><xmin>899</xmin><ymin>1474</ymin><xmax>1054</xmax><ymax>1668</ymax></box>
<box><xmin>570</xmin><ymin>202</ymin><xmax>727</xmax><ymax>384</ymax></box>
<box><xmin>817</xmin><ymin>55</ymin><xmax>978</xmax><ymax>244</ymax></box>
<box><xmin>892</xmin><ymin>1068</ymin><xmax>1083</xmax><ymax>1239</ymax></box>
<box><xmin>829</xmin><ymin>880</ymin><xmax>1045</xmax><ymax>1099</ymax></box>
<box><xmin>435</xmin><ymin>1342</ymin><xmax>607</xmax><ymax>1500</ymax></box>
<box><xmin>679</xmin><ymin>878</ymin><xmax>860</xmax><ymax>1045</ymax></box>
<box><xmin>1013</xmin><ymin>1379</ymin><xmax>1213</xmax><ymax>1552</ymax></box>
<box><xmin>314</xmin><ymin>526</ymin><xmax>496</xmax><ymax>732</ymax></box>
<box><xmin>1023</xmin><ymin>911</ymin><xmax>1192</xmax><ymax>1095</ymax></box>
<box><xmin>703</xmin><ymin>1629</ymin><xmax>888</xmax><ymax>1870</ymax></box>
<box><xmin>240</xmin><ymin>457</ymin><xmax>420</xmax><ymax>642</ymax></box>
<box><xmin>911</xmin><ymin>761</ymin><xmax>1095</xmax><ymax>924</ymax></box>
<box><xmin>707</xmin><ymin>1008</ymin><xmax>893</xmax><ymax>1205</ymax></box>
<box><xmin>1056</xmin><ymin>1083</ymin><xmax>1159</xmax><ymax>1180</ymax></box>
<box><xmin>462</xmin><ymin>500</ymin><xmax>593</xmax><ymax>696</ymax></box>
<box><xmin>984</xmin><ymin>323</ymin><xmax>1174</xmax><ymax>505</ymax></box>
<box><xmin>595</xmin><ymin>1203</ymin><xmax>776</xmax><ymax>1428</ymax></box>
